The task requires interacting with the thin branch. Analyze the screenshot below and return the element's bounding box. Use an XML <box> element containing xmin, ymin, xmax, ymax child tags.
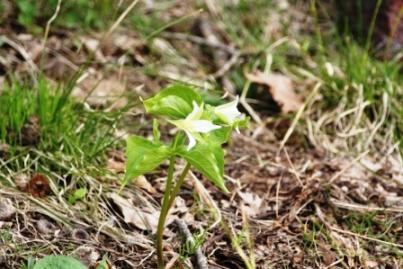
<box><xmin>175</xmin><ymin>219</ymin><xmax>209</xmax><ymax>269</ymax></box>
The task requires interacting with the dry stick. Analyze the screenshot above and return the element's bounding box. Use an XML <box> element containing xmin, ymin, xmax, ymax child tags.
<box><xmin>330</xmin><ymin>198</ymin><xmax>403</xmax><ymax>213</ymax></box>
<box><xmin>279</xmin><ymin>81</ymin><xmax>321</xmax><ymax>151</ymax></box>
<box><xmin>105</xmin><ymin>0</ymin><xmax>139</xmax><ymax>39</ymax></box>
<box><xmin>240</xmin><ymin>80</ymin><xmax>262</xmax><ymax>124</ymax></box>
<box><xmin>175</xmin><ymin>219</ymin><xmax>209</xmax><ymax>269</ymax></box>
<box><xmin>40</xmin><ymin>0</ymin><xmax>62</xmax><ymax>69</ymax></box>
<box><xmin>76</xmin><ymin>0</ymin><xmax>139</xmax><ymax>84</ymax></box>
<box><xmin>283</xmin><ymin>148</ymin><xmax>303</xmax><ymax>187</ymax></box>
<box><xmin>190</xmin><ymin>171</ymin><xmax>222</xmax><ymax>228</ymax></box>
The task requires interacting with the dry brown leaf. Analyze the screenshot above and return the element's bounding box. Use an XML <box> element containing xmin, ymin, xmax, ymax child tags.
<box><xmin>80</xmin><ymin>36</ymin><xmax>105</xmax><ymax>62</ymax></box>
<box><xmin>109</xmin><ymin>193</ymin><xmax>171</xmax><ymax>233</ymax></box>
<box><xmin>238</xmin><ymin>191</ymin><xmax>263</xmax><ymax>217</ymax></box>
<box><xmin>134</xmin><ymin>176</ymin><xmax>157</xmax><ymax>194</ymax></box>
<box><xmin>73</xmin><ymin>75</ymin><xmax>127</xmax><ymax>108</ymax></box>
<box><xmin>106</xmin><ymin>158</ymin><xmax>125</xmax><ymax>173</ymax></box>
<box><xmin>246</xmin><ymin>71</ymin><xmax>303</xmax><ymax>113</ymax></box>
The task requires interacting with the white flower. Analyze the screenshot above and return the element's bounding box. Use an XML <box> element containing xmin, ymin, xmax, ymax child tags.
<box><xmin>170</xmin><ymin>101</ymin><xmax>221</xmax><ymax>150</ymax></box>
<box><xmin>214</xmin><ymin>96</ymin><xmax>243</xmax><ymax>133</ymax></box>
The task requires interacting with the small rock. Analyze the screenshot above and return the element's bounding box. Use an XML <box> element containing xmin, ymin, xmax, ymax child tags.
<box><xmin>37</xmin><ymin>218</ymin><xmax>56</xmax><ymax>234</ymax></box>
<box><xmin>0</xmin><ymin>198</ymin><xmax>16</xmax><ymax>220</ymax></box>
<box><xmin>15</xmin><ymin>173</ymin><xmax>30</xmax><ymax>191</ymax></box>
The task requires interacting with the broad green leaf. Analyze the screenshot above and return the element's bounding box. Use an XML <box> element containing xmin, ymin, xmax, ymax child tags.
<box><xmin>206</xmin><ymin>126</ymin><xmax>232</xmax><ymax>145</ymax></box>
<box><xmin>143</xmin><ymin>84</ymin><xmax>202</xmax><ymax>119</ymax></box>
<box><xmin>124</xmin><ymin>136</ymin><xmax>170</xmax><ymax>185</ymax></box>
<box><xmin>33</xmin><ymin>255</ymin><xmax>87</xmax><ymax>269</ymax></box>
<box><xmin>177</xmin><ymin>141</ymin><xmax>228</xmax><ymax>193</ymax></box>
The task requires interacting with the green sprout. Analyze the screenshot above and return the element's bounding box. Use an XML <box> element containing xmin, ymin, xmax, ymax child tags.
<box><xmin>124</xmin><ymin>84</ymin><xmax>248</xmax><ymax>269</ymax></box>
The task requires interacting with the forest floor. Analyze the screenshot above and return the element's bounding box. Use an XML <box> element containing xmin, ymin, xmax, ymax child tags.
<box><xmin>0</xmin><ymin>1</ymin><xmax>402</xmax><ymax>268</ymax></box>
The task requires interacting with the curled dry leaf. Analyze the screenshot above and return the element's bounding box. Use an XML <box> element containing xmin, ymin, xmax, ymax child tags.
<box><xmin>246</xmin><ymin>71</ymin><xmax>303</xmax><ymax>113</ymax></box>
<box><xmin>238</xmin><ymin>191</ymin><xmax>263</xmax><ymax>217</ymax></box>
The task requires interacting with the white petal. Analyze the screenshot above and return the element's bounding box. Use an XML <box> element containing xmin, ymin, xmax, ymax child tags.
<box><xmin>187</xmin><ymin>120</ymin><xmax>221</xmax><ymax>133</ymax></box>
<box><xmin>215</xmin><ymin>96</ymin><xmax>241</xmax><ymax>124</ymax></box>
<box><xmin>186</xmin><ymin>101</ymin><xmax>203</xmax><ymax>120</ymax></box>
<box><xmin>185</xmin><ymin>131</ymin><xmax>196</xmax><ymax>150</ymax></box>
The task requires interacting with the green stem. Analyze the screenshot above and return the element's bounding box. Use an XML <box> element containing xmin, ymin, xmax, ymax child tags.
<box><xmin>168</xmin><ymin>163</ymin><xmax>191</xmax><ymax>209</ymax></box>
<box><xmin>156</xmin><ymin>162</ymin><xmax>191</xmax><ymax>269</ymax></box>
<box><xmin>156</xmin><ymin>156</ymin><xmax>176</xmax><ymax>269</ymax></box>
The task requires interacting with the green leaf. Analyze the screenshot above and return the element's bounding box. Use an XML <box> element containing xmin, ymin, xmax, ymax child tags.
<box><xmin>33</xmin><ymin>255</ymin><xmax>87</xmax><ymax>269</ymax></box>
<box><xmin>68</xmin><ymin>188</ymin><xmax>87</xmax><ymax>204</ymax></box>
<box><xmin>143</xmin><ymin>84</ymin><xmax>202</xmax><ymax>119</ymax></box>
<box><xmin>177</xmin><ymin>141</ymin><xmax>228</xmax><ymax>193</ymax></box>
<box><xmin>124</xmin><ymin>136</ymin><xmax>171</xmax><ymax>185</ymax></box>
<box><xmin>152</xmin><ymin>119</ymin><xmax>160</xmax><ymax>143</ymax></box>
<box><xmin>206</xmin><ymin>126</ymin><xmax>232</xmax><ymax>145</ymax></box>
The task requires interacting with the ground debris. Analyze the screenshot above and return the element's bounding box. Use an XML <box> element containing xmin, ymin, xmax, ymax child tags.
<box><xmin>0</xmin><ymin>198</ymin><xmax>16</xmax><ymax>220</ymax></box>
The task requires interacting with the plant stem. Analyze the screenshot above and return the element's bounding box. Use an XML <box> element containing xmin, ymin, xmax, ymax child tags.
<box><xmin>168</xmin><ymin>163</ymin><xmax>191</xmax><ymax>209</ymax></box>
<box><xmin>157</xmin><ymin>156</ymin><xmax>176</xmax><ymax>269</ymax></box>
<box><xmin>156</xmin><ymin>161</ymin><xmax>191</xmax><ymax>269</ymax></box>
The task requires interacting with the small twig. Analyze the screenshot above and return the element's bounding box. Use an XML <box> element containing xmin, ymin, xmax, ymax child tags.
<box><xmin>327</xmin><ymin>150</ymin><xmax>369</xmax><ymax>185</ymax></box>
<box><xmin>212</xmin><ymin>51</ymin><xmax>240</xmax><ymax>78</ymax></box>
<box><xmin>279</xmin><ymin>82</ymin><xmax>321</xmax><ymax>150</ymax></box>
<box><xmin>41</xmin><ymin>0</ymin><xmax>62</xmax><ymax>68</ymax></box>
<box><xmin>0</xmin><ymin>36</ymin><xmax>38</xmax><ymax>82</ymax></box>
<box><xmin>146</xmin><ymin>9</ymin><xmax>203</xmax><ymax>40</ymax></box>
<box><xmin>190</xmin><ymin>171</ymin><xmax>221</xmax><ymax>228</ymax></box>
<box><xmin>105</xmin><ymin>0</ymin><xmax>139</xmax><ymax>39</ymax></box>
<box><xmin>240</xmin><ymin>80</ymin><xmax>262</xmax><ymax>124</ymax></box>
<box><xmin>175</xmin><ymin>219</ymin><xmax>209</xmax><ymax>269</ymax></box>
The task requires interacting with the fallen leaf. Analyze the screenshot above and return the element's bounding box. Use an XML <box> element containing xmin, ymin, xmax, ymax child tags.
<box><xmin>246</xmin><ymin>71</ymin><xmax>302</xmax><ymax>113</ymax></box>
<box><xmin>134</xmin><ymin>175</ymin><xmax>157</xmax><ymax>194</ymax></box>
<box><xmin>238</xmin><ymin>191</ymin><xmax>263</xmax><ymax>217</ymax></box>
<box><xmin>73</xmin><ymin>75</ymin><xmax>127</xmax><ymax>108</ymax></box>
<box><xmin>109</xmin><ymin>193</ymin><xmax>171</xmax><ymax>233</ymax></box>
<box><xmin>106</xmin><ymin>158</ymin><xmax>125</xmax><ymax>173</ymax></box>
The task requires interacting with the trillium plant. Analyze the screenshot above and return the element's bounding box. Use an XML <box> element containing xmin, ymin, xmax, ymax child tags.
<box><xmin>124</xmin><ymin>84</ymin><xmax>247</xmax><ymax>269</ymax></box>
